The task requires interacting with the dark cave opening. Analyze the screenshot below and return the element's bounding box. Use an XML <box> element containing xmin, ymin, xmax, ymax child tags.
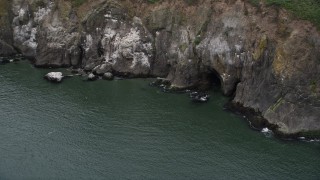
<box><xmin>199</xmin><ymin>69</ymin><xmax>222</xmax><ymax>92</ymax></box>
<box><xmin>208</xmin><ymin>70</ymin><xmax>222</xmax><ymax>89</ymax></box>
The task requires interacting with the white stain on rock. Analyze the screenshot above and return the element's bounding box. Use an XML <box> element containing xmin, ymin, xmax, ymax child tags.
<box><xmin>85</xmin><ymin>34</ymin><xmax>93</xmax><ymax>52</ymax></box>
<box><xmin>34</xmin><ymin>7</ymin><xmax>51</xmax><ymax>23</ymax></box>
<box><xmin>18</xmin><ymin>8</ymin><xmax>26</xmax><ymax>21</ymax></box>
<box><xmin>23</xmin><ymin>27</ymin><xmax>38</xmax><ymax>49</ymax></box>
<box><xmin>131</xmin><ymin>52</ymin><xmax>150</xmax><ymax>68</ymax></box>
<box><xmin>209</xmin><ymin>37</ymin><xmax>230</xmax><ymax>55</ymax></box>
<box><xmin>107</xmin><ymin>28</ymin><xmax>152</xmax><ymax>68</ymax></box>
<box><xmin>103</xmin><ymin>28</ymin><xmax>116</xmax><ymax>40</ymax></box>
<box><xmin>12</xmin><ymin>2</ymin><xmax>54</xmax><ymax>55</ymax></box>
<box><xmin>114</xmin><ymin>28</ymin><xmax>140</xmax><ymax>48</ymax></box>
<box><xmin>14</xmin><ymin>21</ymin><xmax>38</xmax><ymax>50</ymax></box>
<box><xmin>104</xmin><ymin>13</ymin><xmax>111</xmax><ymax>18</ymax></box>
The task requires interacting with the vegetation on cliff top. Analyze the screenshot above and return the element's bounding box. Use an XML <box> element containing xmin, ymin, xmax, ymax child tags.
<box><xmin>147</xmin><ymin>0</ymin><xmax>197</xmax><ymax>5</ymax></box>
<box><xmin>0</xmin><ymin>0</ymin><xmax>9</xmax><ymax>17</ymax></box>
<box><xmin>71</xmin><ymin>0</ymin><xmax>87</xmax><ymax>7</ymax></box>
<box><xmin>147</xmin><ymin>0</ymin><xmax>320</xmax><ymax>28</ymax></box>
<box><xmin>250</xmin><ymin>0</ymin><xmax>320</xmax><ymax>28</ymax></box>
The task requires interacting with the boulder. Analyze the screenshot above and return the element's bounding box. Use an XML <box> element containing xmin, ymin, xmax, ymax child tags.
<box><xmin>44</xmin><ymin>72</ymin><xmax>64</xmax><ymax>83</ymax></box>
<box><xmin>102</xmin><ymin>72</ymin><xmax>114</xmax><ymax>80</ymax></box>
<box><xmin>94</xmin><ymin>63</ymin><xmax>112</xmax><ymax>75</ymax></box>
<box><xmin>84</xmin><ymin>63</ymin><xmax>97</xmax><ymax>72</ymax></box>
<box><xmin>87</xmin><ymin>73</ymin><xmax>98</xmax><ymax>81</ymax></box>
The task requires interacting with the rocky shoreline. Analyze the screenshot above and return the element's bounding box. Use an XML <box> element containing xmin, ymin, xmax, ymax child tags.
<box><xmin>0</xmin><ymin>0</ymin><xmax>319</xmax><ymax>138</ymax></box>
<box><xmin>224</xmin><ymin>102</ymin><xmax>320</xmax><ymax>141</ymax></box>
<box><xmin>1</xmin><ymin>56</ymin><xmax>319</xmax><ymax>140</ymax></box>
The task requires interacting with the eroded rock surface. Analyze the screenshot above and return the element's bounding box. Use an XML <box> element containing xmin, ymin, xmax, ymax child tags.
<box><xmin>0</xmin><ymin>0</ymin><xmax>16</xmax><ymax>56</ymax></box>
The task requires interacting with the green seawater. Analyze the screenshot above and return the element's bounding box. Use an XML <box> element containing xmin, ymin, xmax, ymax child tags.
<box><xmin>0</xmin><ymin>61</ymin><xmax>319</xmax><ymax>179</ymax></box>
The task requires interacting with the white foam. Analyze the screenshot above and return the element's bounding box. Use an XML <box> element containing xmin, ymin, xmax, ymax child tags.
<box><xmin>261</xmin><ymin>127</ymin><xmax>270</xmax><ymax>133</ymax></box>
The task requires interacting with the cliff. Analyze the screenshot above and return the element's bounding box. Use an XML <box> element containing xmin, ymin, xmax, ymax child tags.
<box><xmin>0</xmin><ymin>0</ymin><xmax>16</xmax><ymax>55</ymax></box>
<box><xmin>1</xmin><ymin>0</ymin><xmax>320</xmax><ymax>137</ymax></box>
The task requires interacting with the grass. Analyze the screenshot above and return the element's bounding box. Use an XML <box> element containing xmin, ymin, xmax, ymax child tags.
<box><xmin>146</xmin><ymin>0</ymin><xmax>160</xmax><ymax>3</ymax></box>
<box><xmin>184</xmin><ymin>0</ymin><xmax>198</xmax><ymax>5</ymax></box>
<box><xmin>71</xmin><ymin>0</ymin><xmax>87</xmax><ymax>7</ymax></box>
<box><xmin>310</xmin><ymin>80</ymin><xmax>317</xmax><ymax>94</ymax></box>
<box><xmin>0</xmin><ymin>0</ymin><xmax>9</xmax><ymax>17</ymax></box>
<box><xmin>145</xmin><ymin>0</ymin><xmax>197</xmax><ymax>4</ymax></box>
<box><xmin>249</xmin><ymin>0</ymin><xmax>320</xmax><ymax>28</ymax></box>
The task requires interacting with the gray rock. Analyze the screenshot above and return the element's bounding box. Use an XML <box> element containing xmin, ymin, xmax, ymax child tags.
<box><xmin>44</xmin><ymin>72</ymin><xmax>64</xmax><ymax>83</ymax></box>
<box><xmin>87</xmin><ymin>73</ymin><xmax>98</xmax><ymax>81</ymax></box>
<box><xmin>94</xmin><ymin>64</ymin><xmax>112</xmax><ymax>75</ymax></box>
<box><xmin>102</xmin><ymin>72</ymin><xmax>114</xmax><ymax>80</ymax></box>
<box><xmin>0</xmin><ymin>40</ymin><xmax>16</xmax><ymax>56</ymax></box>
<box><xmin>84</xmin><ymin>63</ymin><xmax>95</xmax><ymax>72</ymax></box>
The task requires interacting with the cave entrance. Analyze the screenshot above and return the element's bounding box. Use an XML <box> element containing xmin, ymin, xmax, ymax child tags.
<box><xmin>198</xmin><ymin>69</ymin><xmax>222</xmax><ymax>92</ymax></box>
<box><xmin>207</xmin><ymin>70</ymin><xmax>221</xmax><ymax>91</ymax></box>
<box><xmin>208</xmin><ymin>69</ymin><xmax>222</xmax><ymax>91</ymax></box>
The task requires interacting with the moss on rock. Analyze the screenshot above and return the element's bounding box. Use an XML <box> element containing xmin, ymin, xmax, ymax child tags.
<box><xmin>253</xmin><ymin>34</ymin><xmax>267</xmax><ymax>60</ymax></box>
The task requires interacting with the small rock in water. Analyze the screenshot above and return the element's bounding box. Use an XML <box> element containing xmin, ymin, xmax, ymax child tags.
<box><xmin>44</xmin><ymin>72</ymin><xmax>64</xmax><ymax>83</ymax></box>
<box><xmin>71</xmin><ymin>68</ymin><xmax>80</xmax><ymax>74</ymax></box>
<box><xmin>150</xmin><ymin>77</ymin><xmax>171</xmax><ymax>92</ymax></box>
<box><xmin>150</xmin><ymin>77</ymin><xmax>171</xmax><ymax>87</ymax></box>
<box><xmin>12</xmin><ymin>57</ymin><xmax>21</xmax><ymax>62</ymax></box>
<box><xmin>87</xmin><ymin>73</ymin><xmax>98</xmax><ymax>81</ymax></box>
<box><xmin>0</xmin><ymin>57</ymin><xmax>10</xmax><ymax>65</ymax></box>
<box><xmin>189</xmin><ymin>91</ymin><xmax>210</xmax><ymax>102</ymax></box>
<box><xmin>298</xmin><ymin>137</ymin><xmax>306</xmax><ymax>140</ymax></box>
<box><xmin>102</xmin><ymin>72</ymin><xmax>114</xmax><ymax>80</ymax></box>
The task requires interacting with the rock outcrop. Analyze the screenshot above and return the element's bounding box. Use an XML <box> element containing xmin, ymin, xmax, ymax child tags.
<box><xmin>87</xmin><ymin>73</ymin><xmax>98</xmax><ymax>81</ymax></box>
<box><xmin>1</xmin><ymin>0</ymin><xmax>319</xmax><ymax>137</ymax></box>
<box><xmin>0</xmin><ymin>0</ymin><xmax>16</xmax><ymax>56</ymax></box>
<box><xmin>103</xmin><ymin>72</ymin><xmax>114</xmax><ymax>80</ymax></box>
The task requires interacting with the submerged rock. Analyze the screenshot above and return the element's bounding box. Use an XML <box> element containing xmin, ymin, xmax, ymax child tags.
<box><xmin>189</xmin><ymin>92</ymin><xmax>210</xmax><ymax>102</ymax></box>
<box><xmin>298</xmin><ymin>137</ymin><xmax>306</xmax><ymax>140</ymax></box>
<box><xmin>44</xmin><ymin>72</ymin><xmax>64</xmax><ymax>83</ymax></box>
<box><xmin>0</xmin><ymin>57</ymin><xmax>10</xmax><ymax>65</ymax></box>
<box><xmin>151</xmin><ymin>78</ymin><xmax>171</xmax><ymax>86</ymax></box>
<box><xmin>150</xmin><ymin>77</ymin><xmax>171</xmax><ymax>92</ymax></box>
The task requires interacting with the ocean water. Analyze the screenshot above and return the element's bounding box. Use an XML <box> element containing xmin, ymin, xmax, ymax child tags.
<box><xmin>0</xmin><ymin>61</ymin><xmax>319</xmax><ymax>179</ymax></box>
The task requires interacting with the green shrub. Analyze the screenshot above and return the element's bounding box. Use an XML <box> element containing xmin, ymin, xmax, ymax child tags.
<box><xmin>72</xmin><ymin>0</ymin><xmax>87</xmax><ymax>7</ymax></box>
<box><xmin>249</xmin><ymin>0</ymin><xmax>320</xmax><ymax>28</ymax></box>
<box><xmin>146</xmin><ymin>0</ymin><xmax>160</xmax><ymax>3</ymax></box>
<box><xmin>184</xmin><ymin>0</ymin><xmax>198</xmax><ymax>5</ymax></box>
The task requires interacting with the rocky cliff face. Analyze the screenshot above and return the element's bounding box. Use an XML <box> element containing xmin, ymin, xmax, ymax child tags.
<box><xmin>0</xmin><ymin>0</ymin><xmax>16</xmax><ymax>56</ymax></box>
<box><xmin>2</xmin><ymin>0</ymin><xmax>320</xmax><ymax>137</ymax></box>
